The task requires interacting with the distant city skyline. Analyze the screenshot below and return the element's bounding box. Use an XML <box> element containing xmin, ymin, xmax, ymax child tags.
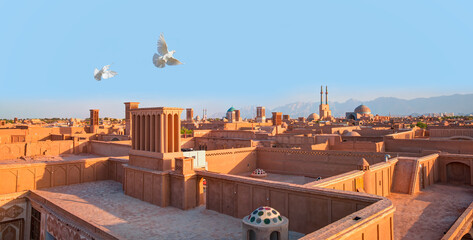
<box><xmin>1</xmin><ymin>1</ymin><xmax>473</xmax><ymax>118</ymax></box>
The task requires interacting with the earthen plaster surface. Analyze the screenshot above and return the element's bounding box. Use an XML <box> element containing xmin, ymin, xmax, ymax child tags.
<box><xmin>33</xmin><ymin>181</ymin><xmax>304</xmax><ymax>239</ymax></box>
<box><xmin>388</xmin><ymin>183</ymin><xmax>473</xmax><ymax>240</ymax></box>
<box><xmin>237</xmin><ymin>172</ymin><xmax>317</xmax><ymax>185</ymax></box>
<box><xmin>0</xmin><ymin>153</ymin><xmax>103</xmax><ymax>165</ymax></box>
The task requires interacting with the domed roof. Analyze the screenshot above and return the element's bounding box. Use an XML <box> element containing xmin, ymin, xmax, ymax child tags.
<box><xmin>307</xmin><ymin>113</ymin><xmax>320</xmax><ymax>121</ymax></box>
<box><xmin>354</xmin><ymin>105</ymin><xmax>371</xmax><ymax>114</ymax></box>
<box><xmin>243</xmin><ymin>206</ymin><xmax>284</xmax><ymax>226</ymax></box>
<box><xmin>227</xmin><ymin>107</ymin><xmax>236</xmax><ymax>113</ymax></box>
<box><xmin>343</xmin><ymin>131</ymin><xmax>361</xmax><ymax>136</ymax></box>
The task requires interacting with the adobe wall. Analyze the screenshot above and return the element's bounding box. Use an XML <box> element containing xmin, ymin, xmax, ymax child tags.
<box><xmin>412</xmin><ymin>154</ymin><xmax>440</xmax><ymax>193</ymax></box>
<box><xmin>256</xmin><ymin>148</ymin><xmax>387</xmax><ymax>178</ymax></box>
<box><xmin>108</xmin><ymin>157</ymin><xmax>127</xmax><ymax>185</ymax></box>
<box><xmin>384</xmin><ymin>138</ymin><xmax>473</xmax><ymax>154</ymax></box>
<box><xmin>223</xmin><ymin>122</ymin><xmax>272</xmax><ymax>130</ymax></box>
<box><xmin>341</xmin><ymin>136</ymin><xmax>384</xmax><ymax>142</ymax></box>
<box><xmin>206</xmin><ymin>130</ymin><xmax>257</xmax><ymax>139</ymax></box>
<box><xmin>0</xmin><ymin>157</ymin><xmax>111</xmax><ymax>194</ymax></box>
<box><xmin>430</xmin><ymin>129</ymin><xmax>473</xmax><ymax>138</ymax></box>
<box><xmin>0</xmin><ymin>127</ymin><xmax>90</xmax><ymax>144</ymax></box>
<box><xmin>123</xmin><ymin>165</ymin><xmax>171</xmax><ymax>208</ymax></box>
<box><xmin>330</xmin><ymin>141</ymin><xmax>384</xmax><ymax>152</ymax></box>
<box><xmin>90</xmin><ymin>140</ymin><xmax>131</xmax><ymax>157</ymax></box>
<box><xmin>311</xmin><ymin>141</ymin><xmax>329</xmax><ymax>151</ymax></box>
<box><xmin>391</xmin><ymin>154</ymin><xmax>440</xmax><ymax>194</ymax></box>
<box><xmin>441</xmin><ymin>200</ymin><xmax>473</xmax><ymax>240</ymax></box>
<box><xmin>181</xmin><ymin>137</ymin><xmax>195</xmax><ymax>149</ymax></box>
<box><xmin>97</xmin><ymin>134</ymin><xmax>130</xmax><ymax>141</ymax></box>
<box><xmin>205</xmin><ymin>147</ymin><xmax>257</xmax><ymax>174</ymax></box>
<box><xmin>197</xmin><ymin>170</ymin><xmax>394</xmax><ymax>240</ymax></box>
<box><xmin>304</xmin><ymin>199</ymin><xmax>394</xmax><ymax>240</ymax></box>
<box><xmin>437</xmin><ymin>153</ymin><xmax>473</xmax><ymax>185</ymax></box>
<box><xmin>194</xmin><ymin>137</ymin><xmax>252</xmax><ymax>150</ymax></box>
<box><xmin>0</xmin><ymin>192</ymin><xmax>29</xmax><ymax>240</ymax></box>
<box><xmin>354</xmin><ymin>128</ymin><xmax>394</xmax><ymax>137</ymax></box>
<box><xmin>311</xmin><ymin>159</ymin><xmax>397</xmax><ymax>197</ymax></box>
<box><xmin>391</xmin><ymin>157</ymin><xmax>417</xmax><ymax>194</ymax></box>
<box><xmin>385</xmin><ymin>130</ymin><xmax>415</xmax><ymax>140</ymax></box>
<box><xmin>0</xmin><ymin>140</ymin><xmax>88</xmax><ymax>160</ymax></box>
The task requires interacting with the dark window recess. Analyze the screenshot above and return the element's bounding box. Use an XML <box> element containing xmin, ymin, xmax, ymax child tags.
<box><xmin>353</xmin><ymin>216</ymin><xmax>361</xmax><ymax>221</ymax></box>
<box><xmin>30</xmin><ymin>207</ymin><xmax>41</xmax><ymax>240</ymax></box>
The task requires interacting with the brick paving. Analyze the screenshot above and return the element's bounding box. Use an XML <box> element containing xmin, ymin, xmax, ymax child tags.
<box><xmin>34</xmin><ymin>181</ymin><xmax>304</xmax><ymax>239</ymax></box>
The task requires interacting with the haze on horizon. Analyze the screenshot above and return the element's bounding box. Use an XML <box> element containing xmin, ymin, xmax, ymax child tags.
<box><xmin>1</xmin><ymin>1</ymin><xmax>473</xmax><ymax>119</ymax></box>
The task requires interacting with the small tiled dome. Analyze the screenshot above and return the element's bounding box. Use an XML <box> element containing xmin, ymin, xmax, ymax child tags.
<box><xmin>252</xmin><ymin>168</ymin><xmax>266</xmax><ymax>175</ymax></box>
<box><xmin>244</xmin><ymin>207</ymin><xmax>284</xmax><ymax>226</ymax></box>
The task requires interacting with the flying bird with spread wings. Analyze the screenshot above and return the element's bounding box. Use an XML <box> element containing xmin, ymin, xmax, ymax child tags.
<box><xmin>153</xmin><ymin>33</ymin><xmax>183</xmax><ymax>68</ymax></box>
<box><xmin>94</xmin><ymin>64</ymin><xmax>117</xmax><ymax>81</ymax></box>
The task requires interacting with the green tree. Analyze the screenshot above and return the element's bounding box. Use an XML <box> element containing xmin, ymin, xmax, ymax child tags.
<box><xmin>416</xmin><ymin>122</ymin><xmax>427</xmax><ymax>129</ymax></box>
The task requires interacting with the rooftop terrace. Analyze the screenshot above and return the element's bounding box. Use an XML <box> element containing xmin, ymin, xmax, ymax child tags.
<box><xmin>388</xmin><ymin>183</ymin><xmax>473</xmax><ymax>240</ymax></box>
<box><xmin>32</xmin><ymin>181</ymin><xmax>304</xmax><ymax>239</ymax></box>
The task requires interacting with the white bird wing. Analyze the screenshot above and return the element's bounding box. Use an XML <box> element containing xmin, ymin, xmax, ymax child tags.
<box><xmin>157</xmin><ymin>33</ymin><xmax>168</xmax><ymax>56</ymax></box>
<box><xmin>102</xmin><ymin>70</ymin><xmax>118</xmax><ymax>79</ymax></box>
<box><xmin>166</xmin><ymin>57</ymin><xmax>183</xmax><ymax>66</ymax></box>
<box><xmin>102</xmin><ymin>65</ymin><xmax>111</xmax><ymax>71</ymax></box>
<box><xmin>153</xmin><ymin>53</ymin><xmax>166</xmax><ymax>68</ymax></box>
<box><xmin>94</xmin><ymin>68</ymin><xmax>102</xmax><ymax>81</ymax></box>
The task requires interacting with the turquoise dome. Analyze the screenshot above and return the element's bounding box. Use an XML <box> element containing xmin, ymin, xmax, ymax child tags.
<box><xmin>227</xmin><ymin>107</ymin><xmax>236</xmax><ymax>112</ymax></box>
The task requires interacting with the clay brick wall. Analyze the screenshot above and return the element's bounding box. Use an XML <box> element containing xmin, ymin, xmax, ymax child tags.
<box><xmin>0</xmin><ymin>140</ymin><xmax>88</xmax><ymax>160</ymax></box>
<box><xmin>385</xmin><ymin>138</ymin><xmax>473</xmax><ymax>154</ymax></box>
<box><xmin>330</xmin><ymin>141</ymin><xmax>384</xmax><ymax>152</ymax></box>
<box><xmin>89</xmin><ymin>140</ymin><xmax>131</xmax><ymax>157</ymax></box>
<box><xmin>197</xmin><ymin>170</ymin><xmax>394</xmax><ymax>240</ymax></box>
<box><xmin>123</xmin><ymin>165</ymin><xmax>171</xmax><ymax>207</ymax></box>
<box><xmin>430</xmin><ymin>129</ymin><xmax>473</xmax><ymax>138</ymax></box>
<box><xmin>442</xmin><ymin>201</ymin><xmax>473</xmax><ymax>240</ymax></box>
<box><xmin>437</xmin><ymin>153</ymin><xmax>473</xmax><ymax>185</ymax></box>
<box><xmin>194</xmin><ymin>137</ymin><xmax>252</xmax><ymax>150</ymax></box>
<box><xmin>311</xmin><ymin>160</ymin><xmax>396</xmax><ymax>197</ymax></box>
<box><xmin>205</xmin><ymin>147</ymin><xmax>257</xmax><ymax>174</ymax></box>
<box><xmin>108</xmin><ymin>158</ymin><xmax>127</xmax><ymax>184</ymax></box>
<box><xmin>0</xmin><ymin>192</ymin><xmax>28</xmax><ymax>240</ymax></box>
<box><xmin>0</xmin><ymin>157</ymin><xmax>111</xmax><ymax>194</ymax></box>
<box><xmin>256</xmin><ymin>148</ymin><xmax>387</xmax><ymax>178</ymax></box>
<box><xmin>385</xmin><ymin>130</ymin><xmax>415</xmax><ymax>140</ymax></box>
<box><xmin>354</xmin><ymin>128</ymin><xmax>394</xmax><ymax>137</ymax></box>
<box><xmin>180</xmin><ymin>137</ymin><xmax>195</xmax><ymax>149</ymax></box>
<box><xmin>413</xmin><ymin>154</ymin><xmax>440</xmax><ymax>193</ymax></box>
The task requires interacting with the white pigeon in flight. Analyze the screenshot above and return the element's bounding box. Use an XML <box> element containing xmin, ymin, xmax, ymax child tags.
<box><xmin>94</xmin><ymin>64</ymin><xmax>118</xmax><ymax>81</ymax></box>
<box><xmin>153</xmin><ymin>33</ymin><xmax>183</xmax><ymax>68</ymax></box>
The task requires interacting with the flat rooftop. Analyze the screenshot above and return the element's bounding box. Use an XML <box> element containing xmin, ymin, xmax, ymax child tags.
<box><xmin>388</xmin><ymin>183</ymin><xmax>473</xmax><ymax>240</ymax></box>
<box><xmin>33</xmin><ymin>181</ymin><xmax>303</xmax><ymax>240</ymax></box>
<box><xmin>0</xmin><ymin>153</ymin><xmax>104</xmax><ymax>165</ymax></box>
<box><xmin>237</xmin><ymin>172</ymin><xmax>317</xmax><ymax>185</ymax></box>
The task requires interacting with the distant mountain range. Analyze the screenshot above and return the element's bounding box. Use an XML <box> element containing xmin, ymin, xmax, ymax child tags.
<box><xmin>209</xmin><ymin>94</ymin><xmax>473</xmax><ymax>119</ymax></box>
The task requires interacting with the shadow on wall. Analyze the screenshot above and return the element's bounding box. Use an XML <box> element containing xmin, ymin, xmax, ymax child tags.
<box><xmin>205</xmin><ymin>148</ymin><xmax>257</xmax><ymax>175</ymax></box>
<box><xmin>0</xmin><ymin>158</ymin><xmax>127</xmax><ymax>195</ymax></box>
<box><xmin>446</xmin><ymin>162</ymin><xmax>471</xmax><ymax>185</ymax></box>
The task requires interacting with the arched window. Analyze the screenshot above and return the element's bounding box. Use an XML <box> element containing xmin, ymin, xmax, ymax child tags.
<box><xmin>247</xmin><ymin>230</ymin><xmax>256</xmax><ymax>240</ymax></box>
<box><xmin>270</xmin><ymin>231</ymin><xmax>280</xmax><ymax>240</ymax></box>
<box><xmin>461</xmin><ymin>233</ymin><xmax>473</xmax><ymax>240</ymax></box>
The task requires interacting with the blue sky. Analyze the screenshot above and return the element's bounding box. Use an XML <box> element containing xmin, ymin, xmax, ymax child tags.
<box><xmin>1</xmin><ymin>1</ymin><xmax>473</xmax><ymax>118</ymax></box>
